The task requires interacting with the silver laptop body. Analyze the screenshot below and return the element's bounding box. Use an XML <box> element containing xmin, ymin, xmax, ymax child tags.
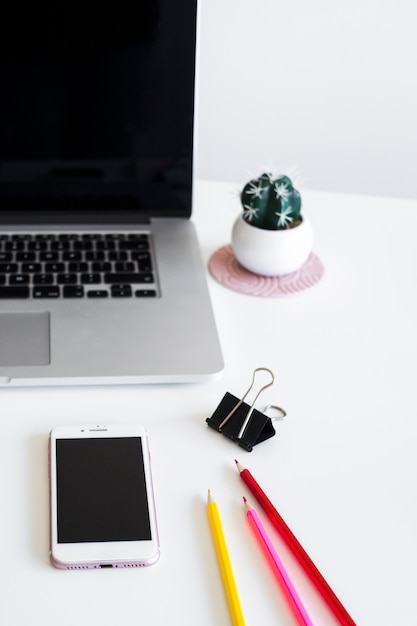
<box><xmin>0</xmin><ymin>1</ymin><xmax>223</xmax><ymax>386</ymax></box>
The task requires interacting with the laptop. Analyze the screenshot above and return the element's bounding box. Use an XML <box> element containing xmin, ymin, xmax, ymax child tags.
<box><xmin>0</xmin><ymin>1</ymin><xmax>224</xmax><ymax>386</ymax></box>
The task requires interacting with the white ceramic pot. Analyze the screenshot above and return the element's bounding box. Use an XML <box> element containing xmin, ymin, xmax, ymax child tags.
<box><xmin>231</xmin><ymin>214</ymin><xmax>314</xmax><ymax>276</ymax></box>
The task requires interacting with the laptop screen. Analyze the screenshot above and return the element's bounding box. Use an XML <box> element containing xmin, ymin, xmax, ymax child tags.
<box><xmin>0</xmin><ymin>1</ymin><xmax>197</xmax><ymax>223</ymax></box>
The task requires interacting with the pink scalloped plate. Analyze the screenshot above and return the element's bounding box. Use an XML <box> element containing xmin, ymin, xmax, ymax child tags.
<box><xmin>208</xmin><ymin>245</ymin><xmax>324</xmax><ymax>297</ymax></box>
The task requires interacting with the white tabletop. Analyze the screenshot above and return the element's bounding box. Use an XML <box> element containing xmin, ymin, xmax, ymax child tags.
<box><xmin>2</xmin><ymin>180</ymin><xmax>417</xmax><ymax>626</ymax></box>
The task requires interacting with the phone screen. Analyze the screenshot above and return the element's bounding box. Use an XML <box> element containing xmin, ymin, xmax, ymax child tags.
<box><xmin>55</xmin><ymin>437</ymin><xmax>151</xmax><ymax>544</ymax></box>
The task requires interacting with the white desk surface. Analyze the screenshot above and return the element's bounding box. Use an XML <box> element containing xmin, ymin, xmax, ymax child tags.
<box><xmin>2</xmin><ymin>180</ymin><xmax>417</xmax><ymax>626</ymax></box>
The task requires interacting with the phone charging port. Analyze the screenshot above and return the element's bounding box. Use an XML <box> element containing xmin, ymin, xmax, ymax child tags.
<box><xmin>100</xmin><ymin>564</ymin><xmax>113</xmax><ymax>569</ymax></box>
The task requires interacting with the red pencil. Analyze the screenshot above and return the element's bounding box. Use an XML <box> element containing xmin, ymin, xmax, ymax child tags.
<box><xmin>235</xmin><ymin>460</ymin><xmax>356</xmax><ymax>626</ymax></box>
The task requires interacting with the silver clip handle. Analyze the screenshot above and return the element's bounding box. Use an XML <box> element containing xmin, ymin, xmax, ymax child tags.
<box><xmin>218</xmin><ymin>367</ymin><xmax>275</xmax><ymax>438</ymax></box>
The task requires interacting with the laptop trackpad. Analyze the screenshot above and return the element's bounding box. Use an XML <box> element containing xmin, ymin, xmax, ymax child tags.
<box><xmin>0</xmin><ymin>312</ymin><xmax>50</xmax><ymax>366</ymax></box>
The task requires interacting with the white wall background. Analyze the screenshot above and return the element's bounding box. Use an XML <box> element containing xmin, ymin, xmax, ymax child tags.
<box><xmin>195</xmin><ymin>0</ymin><xmax>417</xmax><ymax>198</ymax></box>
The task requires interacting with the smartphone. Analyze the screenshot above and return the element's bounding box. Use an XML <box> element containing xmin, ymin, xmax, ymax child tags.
<box><xmin>49</xmin><ymin>424</ymin><xmax>160</xmax><ymax>569</ymax></box>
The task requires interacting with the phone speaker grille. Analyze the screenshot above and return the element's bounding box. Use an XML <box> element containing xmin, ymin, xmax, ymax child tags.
<box><xmin>66</xmin><ymin>565</ymin><xmax>100</xmax><ymax>570</ymax></box>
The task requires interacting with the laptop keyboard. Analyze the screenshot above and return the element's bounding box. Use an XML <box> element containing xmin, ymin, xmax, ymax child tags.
<box><xmin>0</xmin><ymin>232</ymin><xmax>158</xmax><ymax>299</ymax></box>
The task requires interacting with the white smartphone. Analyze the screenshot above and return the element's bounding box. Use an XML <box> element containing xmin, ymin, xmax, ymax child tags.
<box><xmin>49</xmin><ymin>423</ymin><xmax>160</xmax><ymax>569</ymax></box>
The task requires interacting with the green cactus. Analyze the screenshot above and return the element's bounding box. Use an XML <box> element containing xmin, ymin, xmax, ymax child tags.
<box><xmin>240</xmin><ymin>172</ymin><xmax>302</xmax><ymax>230</ymax></box>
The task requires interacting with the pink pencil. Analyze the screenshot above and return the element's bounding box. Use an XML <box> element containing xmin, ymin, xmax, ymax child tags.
<box><xmin>244</xmin><ymin>498</ymin><xmax>313</xmax><ymax>626</ymax></box>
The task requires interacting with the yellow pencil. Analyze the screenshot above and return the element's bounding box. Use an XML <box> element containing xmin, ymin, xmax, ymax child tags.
<box><xmin>206</xmin><ymin>490</ymin><xmax>246</xmax><ymax>626</ymax></box>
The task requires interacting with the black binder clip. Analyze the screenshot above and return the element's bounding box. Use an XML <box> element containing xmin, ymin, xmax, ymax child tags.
<box><xmin>206</xmin><ymin>368</ymin><xmax>286</xmax><ymax>452</ymax></box>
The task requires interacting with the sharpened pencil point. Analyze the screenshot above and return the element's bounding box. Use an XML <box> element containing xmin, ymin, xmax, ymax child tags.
<box><xmin>243</xmin><ymin>497</ymin><xmax>251</xmax><ymax>513</ymax></box>
<box><xmin>235</xmin><ymin>460</ymin><xmax>243</xmax><ymax>473</ymax></box>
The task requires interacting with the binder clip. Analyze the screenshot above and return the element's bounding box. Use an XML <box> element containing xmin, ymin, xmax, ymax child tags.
<box><xmin>206</xmin><ymin>368</ymin><xmax>286</xmax><ymax>452</ymax></box>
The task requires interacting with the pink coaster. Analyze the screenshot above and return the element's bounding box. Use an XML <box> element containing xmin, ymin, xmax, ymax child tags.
<box><xmin>208</xmin><ymin>245</ymin><xmax>324</xmax><ymax>297</ymax></box>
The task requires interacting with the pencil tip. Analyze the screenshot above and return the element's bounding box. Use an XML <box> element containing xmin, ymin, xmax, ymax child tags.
<box><xmin>243</xmin><ymin>498</ymin><xmax>251</xmax><ymax>512</ymax></box>
<box><xmin>207</xmin><ymin>489</ymin><xmax>212</xmax><ymax>503</ymax></box>
<box><xmin>235</xmin><ymin>459</ymin><xmax>243</xmax><ymax>472</ymax></box>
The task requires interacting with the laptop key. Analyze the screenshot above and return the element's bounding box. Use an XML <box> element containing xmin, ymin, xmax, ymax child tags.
<box><xmin>57</xmin><ymin>273</ymin><xmax>77</xmax><ymax>284</ymax></box>
<box><xmin>119</xmin><ymin>241</ymin><xmax>149</xmax><ymax>251</ymax></box>
<box><xmin>135</xmin><ymin>289</ymin><xmax>157</xmax><ymax>297</ymax></box>
<box><xmin>28</xmin><ymin>240</ymin><xmax>47</xmax><ymax>251</ymax></box>
<box><xmin>63</xmin><ymin>251</ymin><xmax>82</xmax><ymax>261</ymax></box>
<box><xmin>10</xmin><ymin>274</ymin><xmax>30</xmax><ymax>285</ymax></box>
<box><xmin>82</xmin><ymin>234</ymin><xmax>102</xmax><ymax>240</ymax></box>
<box><xmin>45</xmin><ymin>262</ymin><xmax>65</xmax><ymax>273</ymax></box>
<box><xmin>33</xmin><ymin>274</ymin><xmax>54</xmax><ymax>285</ymax></box>
<box><xmin>59</xmin><ymin>234</ymin><xmax>79</xmax><ymax>241</ymax></box>
<box><xmin>105</xmin><ymin>273</ymin><xmax>154</xmax><ymax>284</ymax></box>
<box><xmin>16</xmin><ymin>252</ymin><xmax>36</xmax><ymax>262</ymax></box>
<box><xmin>40</xmin><ymin>252</ymin><xmax>59</xmax><ymax>262</ymax></box>
<box><xmin>51</xmin><ymin>240</ymin><xmax>70</xmax><ymax>251</ymax></box>
<box><xmin>63</xmin><ymin>285</ymin><xmax>85</xmax><ymax>298</ymax></box>
<box><xmin>33</xmin><ymin>286</ymin><xmax>60</xmax><ymax>298</ymax></box>
<box><xmin>87</xmin><ymin>290</ymin><xmax>109</xmax><ymax>298</ymax></box>
<box><xmin>128</xmin><ymin>233</ymin><xmax>149</xmax><ymax>241</ymax></box>
<box><xmin>111</xmin><ymin>284</ymin><xmax>132</xmax><ymax>297</ymax></box>
<box><xmin>81</xmin><ymin>273</ymin><xmax>101</xmax><ymax>284</ymax></box>
<box><xmin>0</xmin><ymin>286</ymin><xmax>30</xmax><ymax>298</ymax></box>
<box><xmin>22</xmin><ymin>262</ymin><xmax>42</xmax><ymax>273</ymax></box>
<box><xmin>105</xmin><ymin>233</ymin><xmax>125</xmax><ymax>240</ymax></box>
<box><xmin>0</xmin><ymin>263</ymin><xmax>18</xmax><ymax>273</ymax></box>
<box><xmin>132</xmin><ymin>250</ymin><xmax>153</xmax><ymax>268</ymax></box>
<box><xmin>35</xmin><ymin>234</ymin><xmax>55</xmax><ymax>240</ymax></box>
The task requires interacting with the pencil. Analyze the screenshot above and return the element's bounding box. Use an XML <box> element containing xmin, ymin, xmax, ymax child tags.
<box><xmin>244</xmin><ymin>497</ymin><xmax>313</xmax><ymax>626</ymax></box>
<box><xmin>235</xmin><ymin>460</ymin><xmax>356</xmax><ymax>626</ymax></box>
<box><xmin>206</xmin><ymin>490</ymin><xmax>246</xmax><ymax>626</ymax></box>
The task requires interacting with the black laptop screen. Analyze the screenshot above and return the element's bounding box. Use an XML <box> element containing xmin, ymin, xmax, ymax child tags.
<box><xmin>0</xmin><ymin>1</ymin><xmax>197</xmax><ymax>222</ymax></box>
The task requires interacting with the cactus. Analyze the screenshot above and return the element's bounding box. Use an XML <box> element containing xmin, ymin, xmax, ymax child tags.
<box><xmin>240</xmin><ymin>172</ymin><xmax>302</xmax><ymax>230</ymax></box>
